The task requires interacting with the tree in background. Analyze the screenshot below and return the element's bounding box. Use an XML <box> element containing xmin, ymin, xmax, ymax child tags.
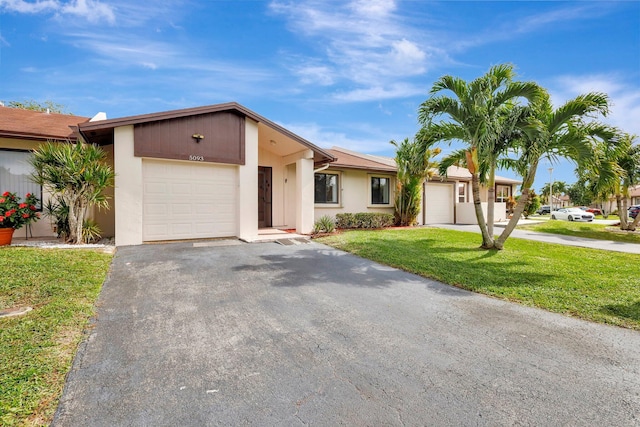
<box><xmin>582</xmin><ymin>131</ymin><xmax>640</xmax><ymax>230</ymax></box>
<box><xmin>5</xmin><ymin>100</ymin><xmax>70</xmax><ymax>114</ymax></box>
<box><xmin>566</xmin><ymin>180</ymin><xmax>594</xmax><ymax>206</ymax></box>
<box><xmin>540</xmin><ymin>181</ymin><xmax>568</xmax><ymax>204</ymax></box>
<box><xmin>391</xmin><ymin>135</ymin><xmax>440</xmax><ymax>226</ymax></box>
<box><xmin>30</xmin><ymin>141</ymin><xmax>114</xmax><ymax>244</ymax></box>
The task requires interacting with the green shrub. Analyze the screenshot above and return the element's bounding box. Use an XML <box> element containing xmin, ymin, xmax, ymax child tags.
<box><xmin>335</xmin><ymin>212</ymin><xmax>394</xmax><ymax>229</ymax></box>
<box><xmin>313</xmin><ymin>215</ymin><xmax>336</xmax><ymax>234</ymax></box>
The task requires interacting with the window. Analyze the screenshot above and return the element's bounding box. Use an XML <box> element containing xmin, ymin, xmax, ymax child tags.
<box><xmin>0</xmin><ymin>149</ymin><xmax>42</xmax><ymax>206</ymax></box>
<box><xmin>496</xmin><ymin>185</ymin><xmax>511</xmax><ymax>203</ymax></box>
<box><xmin>371</xmin><ymin>177</ymin><xmax>390</xmax><ymax>205</ymax></box>
<box><xmin>314</xmin><ymin>173</ymin><xmax>339</xmax><ymax>204</ymax></box>
<box><xmin>458</xmin><ymin>183</ymin><xmax>467</xmax><ymax>203</ymax></box>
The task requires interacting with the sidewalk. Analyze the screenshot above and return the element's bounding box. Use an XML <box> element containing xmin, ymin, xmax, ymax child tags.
<box><xmin>429</xmin><ymin>222</ymin><xmax>640</xmax><ymax>254</ymax></box>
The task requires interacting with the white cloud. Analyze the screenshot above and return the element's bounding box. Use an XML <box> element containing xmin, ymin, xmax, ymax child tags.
<box><xmin>294</xmin><ymin>64</ymin><xmax>335</xmax><ymax>86</ymax></box>
<box><xmin>332</xmin><ymin>83</ymin><xmax>423</xmax><ymax>102</ymax></box>
<box><xmin>60</xmin><ymin>0</ymin><xmax>115</xmax><ymax>25</ymax></box>
<box><xmin>1</xmin><ymin>0</ymin><xmax>115</xmax><ymax>24</ymax></box>
<box><xmin>1</xmin><ymin>0</ymin><xmax>58</xmax><ymax>14</ymax></box>
<box><xmin>452</xmin><ymin>3</ymin><xmax>610</xmax><ymax>52</ymax></box>
<box><xmin>269</xmin><ymin>0</ymin><xmax>433</xmax><ymax>101</ymax></box>
<box><xmin>548</xmin><ymin>73</ymin><xmax>640</xmax><ymax>137</ymax></box>
<box><xmin>276</xmin><ymin>121</ymin><xmax>394</xmax><ymax>153</ymax></box>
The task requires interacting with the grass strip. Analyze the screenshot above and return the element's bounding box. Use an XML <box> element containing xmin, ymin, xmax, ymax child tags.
<box><xmin>317</xmin><ymin>227</ymin><xmax>640</xmax><ymax>329</ymax></box>
<box><xmin>0</xmin><ymin>247</ymin><xmax>113</xmax><ymax>426</ymax></box>
<box><xmin>520</xmin><ymin>220</ymin><xmax>640</xmax><ymax>244</ymax></box>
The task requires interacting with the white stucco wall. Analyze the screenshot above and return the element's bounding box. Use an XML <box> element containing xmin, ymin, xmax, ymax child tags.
<box><xmin>113</xmin><ymin>126</ymin><xmax>143</xmax><ymax>246</ymax></box>
<box><xmin>238</xmin><ymin>119</ymin><xmax>259</xmax><ymax>241</ymax></box>
<box><xmin>296</xmin><ymin>150</ymin><xmax>315</xmax><ymax>234</ymax></box>
<box><xmin>456</xmin><ymin>202</ymin><xmax>508</xmax><ymax>224</ymax></box>
<box><xmin>314</xmin><ymin>168</ymin><xmax>395</xmax><ymax>220</ymax></box>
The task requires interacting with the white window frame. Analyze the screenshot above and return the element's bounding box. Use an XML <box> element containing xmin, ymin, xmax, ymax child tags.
<box><xmin>368</xmin><ymin>174</ymin><xmax>393</xmax><ymax>207</ymax></box>
<box><xmin>0</xmin><ymin>148</ymin><xmax>42</xmax><ymax>209</ymax></box>
<box><xmin>495</xmin><ymin>184</ymin><xmax>511</xmax><ymax>203</ymax></box>
<box><xmin>457</xmin><ymin>182</ymin><xmax>467</xmax><ymax>203</ymax></box>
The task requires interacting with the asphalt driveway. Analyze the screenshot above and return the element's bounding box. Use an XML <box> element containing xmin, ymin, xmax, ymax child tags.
<box><xmin>53</xmin><ymin>241</ymin><xmax>640</xmax><ymax>426</ymax></box>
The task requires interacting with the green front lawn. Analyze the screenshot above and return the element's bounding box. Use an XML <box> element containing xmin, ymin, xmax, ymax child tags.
<box><xmin>317</xmin><ymin>228</ymin><xmax>640</xmax><ymax>329</ymax></box>
<box><xmin>0</xmin><ymin>247</ymin><xmax>113</xmax><ymax>426</ymax></box>
<box><xmin>520</xmin><ymin>220</ymin><xmax>640</xmax><ymax>244</ymax></box>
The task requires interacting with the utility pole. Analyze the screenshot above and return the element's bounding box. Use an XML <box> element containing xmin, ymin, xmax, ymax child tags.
<box><xmin>548</xmin><ymin>167</ymin><xmax>554</xmax><ymax>212</ymax></box>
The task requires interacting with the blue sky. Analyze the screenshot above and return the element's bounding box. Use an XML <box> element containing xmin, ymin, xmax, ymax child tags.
<box><xmin>1</xmin><ymin>0</ymin><xmax>639</xmax><ymax>192</ymax></box>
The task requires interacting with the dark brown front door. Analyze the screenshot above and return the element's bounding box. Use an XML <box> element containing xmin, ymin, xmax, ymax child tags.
<box><xmin>258</xmin><ymin>166</ymin><xmax>272</xmax><ymax>228</ymax></box>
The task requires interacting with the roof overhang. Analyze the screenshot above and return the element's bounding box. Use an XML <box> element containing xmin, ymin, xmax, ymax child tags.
<box><xmin>78</xmin><ymin>102</ymin><xmax>335</xmax><ymax>165</ymax></box>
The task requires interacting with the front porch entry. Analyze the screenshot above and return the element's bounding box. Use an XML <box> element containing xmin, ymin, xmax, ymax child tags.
<box><xmin>258</xmin><ymin>166</ymin><xmax>272</xmax><ymax>228</ymax></box>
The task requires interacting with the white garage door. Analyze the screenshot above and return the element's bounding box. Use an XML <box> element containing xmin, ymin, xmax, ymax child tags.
<box><xmin>142</xmin><ymin>160</ymin><xmax>238</xmax><ymax>241</ymax></box>
<box><xmin>424</xmin><ymin>183</ymin><xmax>454</xmax><ymax>224</ymax></box>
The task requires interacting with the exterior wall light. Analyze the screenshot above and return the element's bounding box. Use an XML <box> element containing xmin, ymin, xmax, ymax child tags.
<box><xmin>192</xmin><ymin>133</ymin><xmax>205</xmax><ymax>142</ymax></box>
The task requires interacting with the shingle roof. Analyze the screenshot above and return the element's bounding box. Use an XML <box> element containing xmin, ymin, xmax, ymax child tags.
<box><xmin>325</xmin><ymin>147</ymin><xmax>397</xmax><ymax>173</ymax></box>
<box><xmin>326</xmin><ymin>147</ymin><xmax>521</xmax><ymax>185</ymax></box>
<box><xmin>0</xmin><ymin>106</ymin><xmax>89</xmax><ymax>141</ymax></box>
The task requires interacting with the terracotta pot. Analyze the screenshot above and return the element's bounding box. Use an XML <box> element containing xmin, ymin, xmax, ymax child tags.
<box><xmin>0</xmin><ymin>228</ymin><xmax>15</xmax><ymax>246</ymax></box>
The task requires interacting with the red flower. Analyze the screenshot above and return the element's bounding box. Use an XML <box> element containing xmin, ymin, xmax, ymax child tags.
<box><xmin>2</xmin><ymin>191</ymin><xmax>9</xmax><ymax>197</ymax></box>
<box><xmin>5</xmin><ymin>211</ymin><xmax>12</xmax><ymax>217</ymax></box>
<box><xmin>0</xmin><ymin>198</ymin><xmax>4</xmax><ymax>203</ymax></box>
<box><xmin>0</xmin><ymin>217</ymin><xmax>3</xmax><ymax>223</ymax></box>
<box><xmin>26</xmin><ymin>193</ymin><xmax>31</xmax><ymax>198</ymax></box>
<box><xmin>19</xmin><ymin>203</ymin><xmax>27</xmax><ymax>209</ymax></box>
<box><xmin>22</xmin><ymin>213</ymin><xmax>29</xmax><ymax>218</ymax></box>
<box><xmin>29</xmin><ymin>205</ymin><xmax>36</xmax><ymax>211</ymax></box>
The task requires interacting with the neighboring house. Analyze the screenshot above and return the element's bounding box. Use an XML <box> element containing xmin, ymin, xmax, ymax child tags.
<box><xmin>314</xmin><ymin>147</ymin><xmax>521</xmax><ymax>225</ymax></box>
<box><xmin>604</xmin><ymin>184</ymin><xmax>640</xmax><ymax>213</ymax></box>
<box><xmin>78</xmin><ymin>102</ymin><xmax>335</xmax><ymax>245</ymax></box>
<box><xmin>422</xmin><ymin>165</ymin><xmax>520</xmax><ymax>225</ymax></box>
<box><xmin>0</xmin><ymin>106</ymin><xmax>90</xmax><ymax>238</ymax></box>
<box><xmin>557</xmin><ymin>194</ymin><xmax>571</xmax><ymax>208</ymax></box>
<box><xmin>314</xmin><ymin>147</ymin><xmax>397</xmax><ymax>220</ymax></box>
<box><xmin>632</xmin><ymin>186</ymin><xmax>640</xmax><ymax>206</ymax></box>
<box><xmin>2</xmin><ymin>103</ymin><xmax>522</xmax><ymax>245</ymax></box>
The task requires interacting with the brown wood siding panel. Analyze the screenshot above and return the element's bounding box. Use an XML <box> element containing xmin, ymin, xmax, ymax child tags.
<box><xmin>133</xmin><ymin>112</ymin><xmax>245</xmax><ymax>165</ymax></box>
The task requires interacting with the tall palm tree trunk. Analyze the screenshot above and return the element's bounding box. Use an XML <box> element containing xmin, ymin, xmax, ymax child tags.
<box><xmin>494</xmin><ymin>161</ymin><xmax>538</xmax><ymax>250</ymax></box>
<box><xmin>471</xmin><ymin>174</ymin><xmax>493</xmax><ymax>248</ymax></box>
<box><xmin>487</xmin><ymin>163</ymin><xmax>497</xmax><ymax>237</ymax></box>
<box><xmin>616</xmin><ymin>195</ymin><xmax>628</xmax><ymax>229</ymax></box>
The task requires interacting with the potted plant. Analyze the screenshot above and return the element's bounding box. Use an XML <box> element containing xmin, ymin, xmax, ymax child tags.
<box><xmin>0</xmin><ymin>192</ymin><xmax>41</xmax><ymax>246</ymax></box>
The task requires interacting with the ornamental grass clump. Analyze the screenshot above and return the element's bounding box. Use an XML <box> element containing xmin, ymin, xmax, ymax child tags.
<box><xmin>0</xmin><ymin>191</ymin><xmax>40</xmax><ymax>229</ymax></box>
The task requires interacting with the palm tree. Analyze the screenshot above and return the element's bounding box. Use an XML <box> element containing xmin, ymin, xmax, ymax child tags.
<box><xmin>30</xmin><ymin>141</ymin><xmax>115</xmax><ymax>244</ymax></box>
<box><xmin>584</xmin><ymin>132</ymin><xmax>640</xmax><ymax>230</ymax></box>
<box><xmin>391</xmin><ymin>135</ymin><xmax>441</xmax><ymax>226</ymax></box>
<box><xmin>540</xmin><ymin>181</ymin><xmax>568</xmax><ymax>204</ymax></box>
<box><xmin>493</xmin><ymin>91</ymin><xmax>610</xmax><ymax>249</ymax></box>
<box><xmin>418</xmin><ymin>64</ymin><xmax>542</xmax><ymax>248</ymax></box>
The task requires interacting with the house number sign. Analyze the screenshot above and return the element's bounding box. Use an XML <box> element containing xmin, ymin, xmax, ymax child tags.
<box><xmin>189</xmin><ymin>155</ymin><xmax>205</xmax><ymax>161</ymax></box>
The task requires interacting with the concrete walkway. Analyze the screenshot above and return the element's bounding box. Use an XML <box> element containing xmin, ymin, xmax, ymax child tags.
<box><xmin>430</xmin><ymin>222</ymin><xmax>640</xmax><ymax>254</ymax></box>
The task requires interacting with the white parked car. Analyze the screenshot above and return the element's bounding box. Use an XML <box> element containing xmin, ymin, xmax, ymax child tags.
<box><xmin>550</xmin><ymin>207</ymin><xmax>594</xmax><ymax>222</ymax></box>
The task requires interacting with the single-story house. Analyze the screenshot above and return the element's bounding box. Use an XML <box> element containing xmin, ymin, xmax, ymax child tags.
<box><xmin>76</xmin><ymin>102</ymin><xmax>335</xmax><ymax>245</ymax></box>
<box><xmin>1</xmin><ymin>102</ymin><xmax>521</xmax><ymax>245</ymax></box>
<box><xmin>316</xmin><ymin>147</ymin><xmax>521</xmax><ymax>225</ymax></box>
<box><xmin>0</xmin><ymin>106</ymin><xmax>90</xmax><ymax>238</ymax></box>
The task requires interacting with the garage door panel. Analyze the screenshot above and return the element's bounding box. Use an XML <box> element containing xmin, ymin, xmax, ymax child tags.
<box><xmin>142</xmin><ymin>160</ymin><xmax>238</xmax><ymax>241</ymax></box>
<box><xmin>425</xmin><ymin>183</ymin><xmax>454</xmax><ymax>224</ymax></box>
